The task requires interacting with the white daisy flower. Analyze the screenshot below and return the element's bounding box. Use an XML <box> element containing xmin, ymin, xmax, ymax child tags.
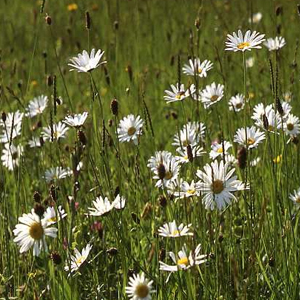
<box><xmin>28</xmin><ymin>137</ymin><xmax>43</xmax><ymax>148</ymax></box>
<box><xmin>225</xmin><ymin>30</ymin><xmax>265</xmax><ymax>52</ymax></box>
<box><xmin>1</xmin><ymin>143</ymin><xmax>23</xmax><ymax>170</ymax></box>
<box><xmin>42</xmin><ymin>122</ymin><xmax>69</xmax><ymax>142</ymax></box>
<box><xmin>171</xmin><ymin>180</ymin><xmax>199</xmax><ymax>198</ymax></box>
<box><xmin>125</xmin><ymin>273</ymin><xmax>154</xmax><ymax>300</ymax></box>
<box><xmin>117</xmin><ymin>114</ymin><xmax>143</xmax><ymax>145</ymax></box>
<box><xmin>176</xmin><ymin>145</ymin><xmax>205</xmax><ymax>163</ymax></box>
<box><xmin>228</xmin><ymin>94</ymin><xmax>245</xmax><ymax>112</ymax></box>
<box><xmin>65</xmin><ymin>244</ymin><xmax>93</xmax><ymax>273</ymax></box>
<box><xmin>43</xmin><ymin>206</ymin><xmax>67</xmax><ymax>225</ymax></box>
<box><xmin>158</xmin><ymin>220</ymin><xmax>193</xmax><ymax>237</ymax></box>
<box><xmin>87</xmin><ymin>195</ymin><xmax>126</xmax><ymax>217</ymax></box>
<box><xmin>234</xmin><ymin>126</ymin><xmax>265</xmax><ymax>149</ymax></box>
<box><xmin>0</xmin><ymin>123</ymin><xmax>22</xmax><ymax>143</ymax></box>
<box><xmin>250</xmin><ymin>157</ymin><xmax>261</xmax><ymax>167</ymax></box>
<box><xmin>246</xmin><ymin>57</ymin><xmax>255</xmax><ymax>68</ymax></box>
<box><xmin>164</xmin><ymin>83</ymin><xmax>196</xmax><ymax>103</ymax></box>
<box><xmin>199</xmin><ymin>82</ymin><xmax>224</xmax><ymax>109</ymax></box>
<box><xmin>44</xmin><ymin>167</ymin><xmax>70</xmax><ymax>183</ymax></box>
<box><xmin>196</xmin><ymin>160</ymin><xmax>247</xmax><ymax>210</ymax></box>
<box><xmin>248</xmin><ymin>12</ymin><xmax>262</xmax><ymax>24</ymax></box>
<box><xmin>0</xmin><ymin>111</ymin><xmax>24</xmax><ymax>129</ymax></box>
<box><xmin>182</xmin><ymin>58</ymin><xmax>213</xmax><ymax>78</ymax></box>
<box><xmin>289</xmin><ymin>188</ymin><xmax>300</xmax><ymax>208</ymax></box>
<box><xmin>284</xmin><ymin>114</ymin><xmax>300</xmax><ymax>136</ymax></box>
<box><xmin>264</xmin><ymin>36</ymin><xmax>286</xmax><ymax>51</ymax></box>
<box><xmin>13</xmin><ymin>209</ymin><xmax>58</xmax><ymax>256</ymax></box>
<box><xmin>256</xmin><ymin>108</ymin><xmax>281</xmax><ymax>132</ymax></box>
<box><xmin>64</xmin><ymin>112</ymin><xmax>88</xmax><ymax>128</ymax></box>
<box><xmin>25</xmin><ymin>95</ymin><xmax>48</xmax><ymax>118</ymax></box>
<box><xmin>209</xmin><ymin>141</ymin><xmax>232</xmax><ymax>160</ymax></box>
<box><xmin>68</xmin><ymin>49</ymin><xmax>106</xmax><ymax>73</ymax></box>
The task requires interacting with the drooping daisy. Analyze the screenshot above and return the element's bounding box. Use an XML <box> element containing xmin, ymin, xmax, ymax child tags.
<box><xmin>1</xmin><ymin>143</ymin><xmax>23</xmax><ymax>170</ymax></box>
<box><xmin>68</xmin><ymin>49</ymin><xmax>106</xmax><ymax>73</ymax></box>
<box><xmin>289</xmin><ymin>188</ymin><xmax>300</xmax><ymax>208</ymax></box>
<box><xmin>284</xmin><ymin>114</ymin><xmax>300</xmax><ymax>137</ymax></box>
<box><xmin>209</xmin><ymin>140</ymin><xmax>232</xmax><ymax>160</ymax></box>
<box><xmin>182</xmin><ymin>58</ymin><xmax>213</xmax><ymax>78</ymax></box>
<box><xmin>25</xmin><ymin>95</ymin><xmax>48</xmax><ymax>118</ymax></box>
<box><xmin>65</xmin><ymin>244</ymin><xmax>93</xmax><ymax>273</ymax></box>
<box><xmin>125</xmin><ymin>273</ymin><xmax>154</xmax><ymax>300</ymax></box>
<box><xmin>164</xmin><ymin>83</ymin><xmax>196</xmax><ymax>103</ymax></box>
<box><xmin>228</xmin><ymin>94</ymin><xmax>245</xmax><ymax>112</ymax></box>
<box><xmin>42</xmin><ymin>122</ymin><xmax>69</xmax><ymax>142</ymax></box>
<box><xmin>196</xmin><ymin>160</ymin><xmax>247</xmax><ymax>210</ymax></box>
<box><xmin>43</xmin><ymin>206</ymin><xmax>67</xmax><ymax>225</ymax></box>
<box><xmin>234</xmin><ymin>126</ymin><xmax>265</xmax><ymax>149</ymax></box>
<box><xmin>199</xmin><ymin>82</ymin><xmax>224</xmax><ymax>109</ymax></box>
<box><xmin>158</xmin><ymin>220</ymin><xmax>193</xmax><ymax>237</ymax></box>
<box><xmin>225</xmin><ymin>30</ymin><xmax>265</xmax><ymax>52</ymax></box>
<box><xmin>44</xmin><ymin>167</ymin><xmax>71</xmax><ymax>183</ymax></box>
<box><xmin>117</xmin><ymin>114</ymin><xmax>144</xmax><ymax>145</ymax></box>
<box><xmin>63</xmin><ymin>112</ymin><xmax>88</xmax><ymax>128</ymax></box>
<box><xmin>13</xmin><ymin>209</ymin><xmax>58</xmax><ymax>256</ymax></box>
<box><xmin>87</xmin><ymin>195</ymin><xmax>126</xmax><ymax>217</ymax></box>
<box><xmin>264</xmin><ymin>36</ymin><xmax>286</xmax><ymax>51</ymax></box>
<box><xmin>159</xmin><ymin>244</ymin><xmax>207</xmax><ymax>273</ymax></box>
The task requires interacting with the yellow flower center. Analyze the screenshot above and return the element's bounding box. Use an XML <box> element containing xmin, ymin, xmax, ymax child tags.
<box><xmin>29</xmin><ymin>222</ymin><xmax>44</xmax><ymax>240</ymax></box>
<box><xmin>67</xmin><ymin>3</ymin><xmax>78</xmax><ymax>11</ymax></box>
<box><xmin>210</xmin><ymin>95</ymin><xmax>219</xmax><ymax>102</ymax></box>
<box><xmin>187</xmin><ymin>189</ymin><xmax>196</xmax><ymax>195</ymax></box>
<box><xmin>268</xmin><ymin>125</ymin><xmax>274</xmax><ymax>131</ymax></box>
<box><xmin>177</xmin><ymin>257</ymin><xmax>189</xmax><ymax>266</ymax></box>
<box><xmin>211</xmin><ymin>179</ymin><xmax>224</xmax><ymax>194</ymax></box>
<box><xmin>247</xmin><ymin>138</ymin><xmax>255</xmax><ymax>145</ymax></box>
<box><xmin>48</xmin><ymin>217</ymin><xmax>57</xmax><ymax>223</ymax></box>
<box><xmin>217</xmin><ymin>147</ymin><xmax>223</xmax><ymax>153</ymax></box>
<box><xmin>165</xmin><ymin>171</ymin><xmax>173</xmax><ymax>180</ymax></box>
<box><xmin>287</xmin><ymin>123</ymin><xmax>294</xmax><ymax>131</ymax></box>
<box><xmin>273</xmin><ymin>155</ymin><xmax>282</xmax><ymax>164</ymax></box>
<box><xmin>175</xmin><ymin>92</ymin><xmax>185</xmax><ymax>100</ymax></box>
<box><xmin>237</xmin><ymin>42</ymin><xmax>250</xmax><ymax>49</ymax></box>
<box><xmin>172</xmin><ymin>230</ymin><xmax>180</xmax><ymax>236</ymax></box>
<box><xmin>75</xmin><ymin>256</ymin><xmax>85</xmax><ymax>265</ymax></box>
<box><xmin>127</xmin><ymin>127</ymin><xmax>136</xmax><ymax>136</ymax></box>
<box><xmin>198</xmin><ymin>67</ymin><xmax>203</xmax><ymax>74</ymax></box>
<box><xmin>135</xmin><ymin>284</ymin><xmax>149</xmax><ymax>298</ymax></box>
<box><xmin>296</xmin><ymin>197</ymin><xmax>300</xmax><ymax>204</ymax></box>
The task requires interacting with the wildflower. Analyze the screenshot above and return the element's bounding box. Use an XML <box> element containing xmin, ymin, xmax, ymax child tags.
<box><xmin>199</xmin><ymin>82</ymin><xmax>224</xmax><ymax>109</ymax></box>
<box><xmin>13</xmin><ymin>209</ymin><xmax>57</xmax><ymax>256</ymax></box>
<box><xmin>42</xmin><ymin>122</ymin><xmax>69</xmax><ymax>142</ymax></box>
<box><xmin>0</xmin><ymin>124</ymin><xmax>22</xmax><ymax>143</ymax></box>
<box><xmin>171</xmin><ymin>180</ymin><xmax>199</xmax><ymax>198</ymax></box>
<box><xmin>28</xmin><ymin>137</ymin><xmax>43</xmax><ymax>148</ymax></box>
<box><xmin>64</xmin><ymin>244</ymin><xmax>92</xmax><ymax>273</ymax></box>
<box><xmin>117</xmin><ymin>114</ymin><xmax>144</xmax><ymax>145</ymax></box>
<box><xmin>284</xmin><ymin>114</ymin><xmax>300</xmax><ymax>136</ymax></box>
<box><xmin>175</xmin><ymin>145</ymin><xmax>205</xmax><ymax>163</ymax></box>
<box><xmin>248</xmin><ymin>12</ymin><xmax>262</xmax><ymax>24</ymax></box>
<box><xmin>234</xmin><ymin>126</ymin><xmax>265</xmax><ymax>149</ymax></box>
<box><xmin>67</xmin><ymin>3</ymin><xmax>78</xmax><ymax>11</ymax></box>
<box><xmin>290</xmin><ymin>188</ymin><xmax>300</xmax><ymax>207</ymax></box>
<box><xmin>273</xmin><ymin>154</ymin><xmax>282</xmax><ymax>164</ymax></box>
<box><xmin>1</xmin><ymin>143</ymin><xmax>23</xmax><ymax>170</ymax></box>
<box><xmin>228</xmin><ymin>94</ymin><xmax>245</xmax><ymax>112</ymax></box>
<box><xmin>246</xmin><ymin>57</ymin><xmax>255</xmax><ymax>68</ymax></box>
<box><xmin>125</xmin><ymin>273</ymin><xmax>154</xmax><ymax>300</ymax></box>
<box><xmin>87</xmin><ymin>195</ymin><xmax>126</xmax><ymax>217</ymax></box>
<box><xmin>25</xmin><ymin>95</ymin><xmax>48</xmax><ymax>118</ymax></box>
<box><xmin>0</xmin><ymin>111</ymin><xmax>23</xmax><ymax>129</ymax></box>
<box><xmin>44</xmin><ymin>167</ymin><xmax>71</xmax><ymax>183</ymax></box>
<box><xmin>182</xmin><ymin>58</ymin><xmax>213</xmax><ymax>78</ymax></box>
<box><xmin>68</xmin><ymin>49</ymin><xmax>106</xmax><ymax>73</ymax></box>
<box><xmin>264</xmin><ymin>36</ymin><xmax>286</xmax><ymax>51</ymax></box>
<box><xmin>158</xmin><ymin>220</ymin><xmax>193</xmax><ymax>237</ymax></box>
<box><xmin>250</xmin><ymin>157</ymin><xmax>261</xmax><ymax>167</ymax></box>
<box><xmin>64</xmin><ymin>112</ymin><xmax>88</xmax><ymax>128</ymax></box>
<box><xmin>196</xmin><ymin>160</ymin><xmax>247</xmax><ymax>210</ymax></box>
<box><xmin>43</xmin><ymin>206</ymin><xmax>67</xmax><ymax>225</ymax></box>
<box><xmin>164</xmin><ymin>83</ymin><xmax>195</xmax><ymax>103</ymax></box>
<box><xmin>209</xmin><ymin>141</ymin><xmax>232</xmax><ymax>160</ymax></box>
<box><xmin>225</xmin><ymin>30</ymin><xmax>265</xmax><ymax>52</ymax></box>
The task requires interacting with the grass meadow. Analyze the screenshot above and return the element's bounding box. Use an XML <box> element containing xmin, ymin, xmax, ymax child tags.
<box><xmin>1</xmin><ymin>0</ymin><xmax>300</xmax><ymax>299</ymax></box>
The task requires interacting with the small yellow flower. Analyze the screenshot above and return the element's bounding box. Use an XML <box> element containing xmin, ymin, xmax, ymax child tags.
<box><xmin>248</xmin><ymin>92</ymin><xmax>255</xmax><ymax>99</ymax></box>
<box><xmin>67</xmin><ymin>3</ymin><xmax>78</xmax><ymax>11</ymax></box>
<box><xmin>31</xmin><ymin>80</ymin><xmax>38</xmax><ymax>87</ymax></box>
<box><xmin>273</xmin><ymin>154</ymin><xmax>282</xmax><ymax>164</ymax></box>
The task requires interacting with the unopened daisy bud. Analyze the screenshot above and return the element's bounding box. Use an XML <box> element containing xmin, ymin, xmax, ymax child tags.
<box><xmin>131</xmin><ymin>212</ymin><xmax>140</xmax><ymax>224</ymax></box>
<box><xmin>159</xmin><ymin>195</ymin><xmax>167</xmax><ymax>207</ymax></box>
<box><xmin>107</xmin><ymin>247</ymin><xmax>118</xmax><ymax>256</ymax></box>
<box><xmin>78</xmin><ymin>130</ymin><xmax>87</xmax><ymax>145</ymax></box>
<box><xmin>141</xmin><ymin>202</ymin><xmax>152</xmax><ymax>219</ymax></box>
<box><xmin>110</xmin><ymin>99</ymin><xmax>119</xmax><ymax>116</ymax></box>
<box><xmin>187</xmin><ymin>144</ymin><xmax>193</xmax><ymax>162</ymax></box>
<box><xmin>237</xmin><ymin>147</ymin><xmax>247</xmax><ymax>169</ymax></box>
<box><xmin>33</xmin><ymin>191</ymin><xmax>42</xmax><ymax>203</ymax></box>
<box><xmin>159</xmin><ymin>248</ymin><xmax>166</xmax><ymax>261</ymax></box>
<box><xmin>34</xmin><ymin>203</ymin><xmax>45</xmax><ymax>218</ymax></box>
<box><xmin>276</xmin><ymin>98</ymin><xmax>284</xmax><ymax>116</ymax></box>
<box><xmin>85</xmin><ymin>11</ymin><xmax>91</xmax><ymax>30</ymax></box>
<box><xmin>114</xmin><ymin>20</ymin><xmax>119</xmax><ymax>30</ymax></box>
<box><xmin>1</xmin><ymin>112</ymin><xmax>6</xmax><ymax>123</ymax></box>
<box><xmin>50</xmin><ymin>251</ymin><xmax>62</xmax><ymax>265</ymax></box>
<box><xmin>263</xmin><ymin>113</ymin><xmax>269</xmax><ymax>130</ymax></box>
<box><xmin>45</xmin><ymin>15</ymin><xmax>52</xmax><ymax>25</ymax></box>
<box><xmin>47</xmin><ymin>75</ymin><xmax>53</xmax><ymax>87</ymax></box>
<box><xmin>195</xmin><ymin>17</ymin><xmax>200</xmax><ymax>30</ymax></box>
<box><xmin>157</xmin><ymin>163</ymin><xmax>166</xmax><ymax>180</ymax></box>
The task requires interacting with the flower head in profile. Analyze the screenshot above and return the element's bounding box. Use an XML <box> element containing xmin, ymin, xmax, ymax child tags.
<box><xmin>43</xmin><ymin>206</ymin><xmax>67</xmax><ymax>225</ymax></box>
<box><xmin>42</xmin><ymin>122</ymin><xmax>69</xmax><ymax>142</ymax></box>
<box><xmin>117</xmin><ymin>114</ymin><xmax>144</xmax><ymax>145</ymax></box>
<box><xmin>234</xmin><ymin>126</ymin><xmax>265</xmax><ymax>149</ymax></box>
<box><xmin>125</xmin><ymin>273</ymin><xmax>154</xmax><ymax>300</ymax></box>
<box><xmin>1</xmin><ymin>143</ymin><xmax>23</xmax><ymax>170</ymax></box>
<box><xmin>170</xmin><ymin>180</ymin><xmax>199</xmax><ymax>199</ymax></box>
<box><xmin>199</xmin><ymin>82</ymin><xmax>224</xmax><ymax>109</ymax></box>
<box><xmin>64</xmin><ymin>112</ymin><xmax>88</xmax><ymax>128</ymax></box>
<box><xmin>25</xmin><ymin>95</ymin><xmax>48</xmax><ymax>118</ymax></box>
<box><xmin>182</xmin><ymin>58</ymin><xmax>213</xmax><ymax>78</ymax></box>
<box><xmin>264</xmin><ymin>36</ymin><xmax>286</xmax><ymax>51</ymax></box>
<box><xmin>290</xmin><ymin>188</ymin><xmax>300</xmax><ymax>208</ymax></box>
<box><xmin>209</xmin><ymin>140</ymin><xmax>232</xmax><ymax>160</ymax></box>
<box><xmin>196</xmin><ymin>160</ymin><xmax>247</xmax><ymax>210</ymax></box>
<box><xmin>13</xmin><ymin>209</ymin><xmax>58</xmax><ymax>256</ymax></box>
<box><xmin>164</xmin><ymin>83</ymin><xmax>195</xmax><ymax>103</ymax></box>
<box><xmin>68</xmin><ymin>49</ymin><xmax>106</xmax><ymax>73</ymax></box>
<box><xmin>65</xmin><ymin>244</ymin><xmax>93</xmax><ymax>274</ymax></box>
<box><xmin>228</xmin><ymin>94</ymin><xmax>245</xmax><ymax>112</ymax></box>
<box><xmin>158</xmin><ymin>220</ymin><xmax>193</xmax><ymax>238</ymax></box>
<box><xmin>44</xmin><ymin>167</ymin><xmax>71</xmax><ymax>183</ymax></box>
<box><xmin>225</xmin><ymin>30</ymin><xmax>265</xmax><ymax>52</ymax></box>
